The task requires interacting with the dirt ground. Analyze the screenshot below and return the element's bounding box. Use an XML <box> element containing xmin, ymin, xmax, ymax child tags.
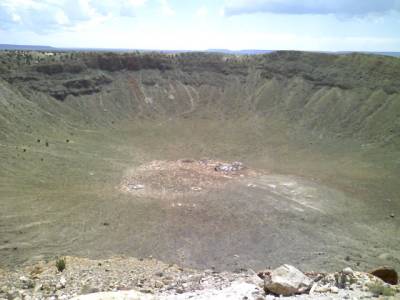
<box><xmin>1</xmin><ymin>120</ymin><xmax>399</xmax><ymax>274</ymax></box>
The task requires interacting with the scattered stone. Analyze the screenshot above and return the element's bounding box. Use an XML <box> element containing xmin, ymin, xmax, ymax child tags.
<box><xmin>19</xmin><ymin>276</ymin><xmax>34</xmax><ymax>289</ymax></box>
<box><xmin>214</xmin><ymin>161</ymin><xmax>244</xmax><ymax>173</ymax></box>
<box><xmin>154</xmin><ymin>281</ymin><xmax>164</xmax><ymax>289</ymax></box>
<box><xmin>378</xmin><ymin>253</ymin><xmax>396</xmax><ymax>262</ymax></box>
<box><xmin>370</xmin><ymin>266</ymin><xmax>398</xmax><ymax>285</ymax></box>
<box><xmin>162</xmin><ymin>277</ymin><xmax>174</xmax><ymax>285</ymax></box>
<box><xmin>343</xmin><ymin>267</ymin><xmax>354</xmax><ymax>276</ymax></box>
<box><xmin>33</xmin><ymin>283</ymin><xmax>42</xmax><ymax>293</ymax></box>
<box><xmin>264</xmin><ymin>264</ymin><xmax>312</xmax><ymax>296</ymax></box>
<box><xmin>246</xmin><ymin>274</ymin><xmax>264</xmax><ymax>289</ymax></box>
<box><xmin>29</xmin><ymin>265</ymin><xmax>44</xmax><ymax>279</ymax></box>
<box><xmin>121</xmin><ymin>160</ymin><xmax>257</xmax><ymax>197</ymax></box>
<box><xmin>59</xmin><ymin>277</ymin><xmax>67</xmax><ymax>288</ymax></box>
<box><xmin>191</xmin><ymin>187</ymin><xmax>202</xmax><ymax>191</ymax></box>
<box><xmin>1</xmin><ymin>257</ymin><xmax>397</xmax><ymax>300</ymax></box>
<box><xmin>19</xmin><ymin>276</ymin><xmax>29</xmax><ymax>283</ymax></box>
<box><xmin>71</xmin><ymin>290</ymin><xmax>155</xmax><ymax>300</ymax></box>
<box><xmin>80</xmin><ymin>285</ymin><xmax>100</xmax><ymax>295</ymax></box>
<box><xmin>315</xmin><ymin>285</ymin><xmax>330</xmax><ymax>293</ymax></box>
<box><xmin>330</xmin><ymin>286</ymin><xmax>339</xmax><ymax>293</ymax></box>
<box><xmin>181</xmin><ymin>159</ymin><xmax>195</xmax><ymax>163</ymax></box>
<box><xmin>128</xmin><ymin>184</ymin><xmax>145</xmax><ymax>190</ymax></box>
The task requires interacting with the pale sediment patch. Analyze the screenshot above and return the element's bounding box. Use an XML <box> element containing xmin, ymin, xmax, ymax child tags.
<box><xmin>119</xmin><ymin>159</ymin><xmax>259</xmax><ymax>199</ymax></box>
<box><xmin>251</xmin><ymin>175</ymin><xmax>326</xmax><ymax>214</ymax></box>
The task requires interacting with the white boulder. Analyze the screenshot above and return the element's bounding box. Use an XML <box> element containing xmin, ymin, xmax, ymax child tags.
<box><xmin>264</xmin><ymin>264</ymin><xmax>312</xmax><ymax>296</ymax></box>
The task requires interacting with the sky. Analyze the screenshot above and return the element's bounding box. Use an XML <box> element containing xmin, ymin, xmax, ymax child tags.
<box><xmin>0</xmin><ymin>0</ymin><xmax>400</xmax><ymax>51</ymax></box>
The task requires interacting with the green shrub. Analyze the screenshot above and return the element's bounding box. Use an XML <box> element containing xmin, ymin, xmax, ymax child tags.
<box><xmin>55</xmin><ymin>257</ymin><xmax>66</xmax><ymax>272</ymax></box>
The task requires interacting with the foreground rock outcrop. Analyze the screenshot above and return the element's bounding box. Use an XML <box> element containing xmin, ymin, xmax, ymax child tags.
<box><xmin>370</xmin><ymin>266</ymin><xmax>399</xmax><ymax>285</ymax></box>
<box><xmin>0</xmin><ymin>257</ymin><xmax>399</xmax><ymax>300</ymax></box>
<box><xmin>264</xmin><ymin>264</ymin><xmax>312</xmax><ymax>296</ymax></box>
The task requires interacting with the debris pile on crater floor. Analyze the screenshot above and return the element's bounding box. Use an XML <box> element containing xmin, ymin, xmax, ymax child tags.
<box><xmin>120</xmin><ymin>159</ymin><xmax>257</xmax><ymax>197</ymax></box>
<box><xmin>214</xmin><ymin>161</ymin><xmax>244</xmax><ymax>173</ymax></box>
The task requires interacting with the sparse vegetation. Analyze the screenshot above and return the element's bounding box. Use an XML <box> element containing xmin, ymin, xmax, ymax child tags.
<box><xmin>367</xmin><ymin>282</ymin><xmax>396</xmax><ymax>297</ymax></box>
<box><xmin>56</xmin><ymin>257</ymin><xmax>66</xmax><ymax>272</ymax></box>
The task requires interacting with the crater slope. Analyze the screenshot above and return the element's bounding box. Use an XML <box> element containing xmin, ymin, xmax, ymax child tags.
<box><xmin>0</xmin><ymin>51</ymin><xmax>399</xmax><ymax>272</ymax></box>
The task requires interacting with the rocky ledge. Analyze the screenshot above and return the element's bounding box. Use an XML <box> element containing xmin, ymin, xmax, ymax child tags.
<box><xmin>0</xmin><ymin>257</ymin><xmax>399</xmax><ymax>300</ymax></box>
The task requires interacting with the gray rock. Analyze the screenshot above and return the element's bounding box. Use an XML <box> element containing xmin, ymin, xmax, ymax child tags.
<box><xmin>264</xmin><ymin>264</ymin><xmax>312</xmax><ymax>296</ymax></box>
<box><xmin>343</xmin><ymin>268</ymin><xmax>354</xmax><ymax>275</ymax></box>
<box><xmin>59</xmin><ymin>277</ymin><xmax>67</xmax><ymax>288</ymax></box>
<box><xmin>188</xmin><ymin>274</ymin><xmax>203</xmax><ymax>283</ymax></box>
<box><xmin>33</xmin><ymin>283</ymin><xmax>42</xmax><ymax>293</ymax></box>
<box><xmin>378</xmin><ymin>253</ymin><xmax>393</xmax><ymax>261</ymax></box>
<box><xmin>246</xmin><ymin>275</ymin><xmax>264</xmax><ymax>288</ymax></box>
<box><xmin>214</xmin><ymin>162</ymin><xmax>244</xmax><ymax>173</ymax></box>
<box><xmin>70</xmin><ymin>291</ymin><xmax>157</xmax><ymax>300</ymax></box>
<box><xmin>127</xmin><ymin>184</ymin><xmax>145</xmax><ymax>191</ymax></box>
<box><xmin>369</xmin><ymin>266</ymin><xmax>398</xmax><ymax>285</ymax></box>
<box><xmin>330</xmin><ymin>286</ymin><xmax>339</xmax><ymax>293</ymax></box>
<box><xmin>80</xmin><ymin>285</ymin><xmax>100</xmax><ymax>295</ymax></box>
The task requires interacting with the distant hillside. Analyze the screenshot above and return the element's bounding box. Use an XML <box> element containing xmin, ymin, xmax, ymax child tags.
<box><xmin>207</xmin><ymin>49</ymin><xmax>274</xmax><ymax>55</ymax></box>
<box><xmin>1</xmin><ymin>44</ymin><xmax>399</xmax><ymax>57</ymax></box>
<box><xmin>371</xmin><ymin>52</ymin><xmax>400</xmax><ymax>57</ymax></box>
<box><xmin>0</xmin><ymin>44</ymin><xmax>56</xmax><ymax>51</ymax></box>
<box><xmin>207</xmin><ymin>49</ymin><xmax>400</xmax><ymax>57</ymax></box>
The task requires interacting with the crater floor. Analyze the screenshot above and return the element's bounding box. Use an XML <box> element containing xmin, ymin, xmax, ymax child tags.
<box><xmin>1</xmin><ymin>120</ymin><xmax>398</xmax><ymax>272</ymax></box>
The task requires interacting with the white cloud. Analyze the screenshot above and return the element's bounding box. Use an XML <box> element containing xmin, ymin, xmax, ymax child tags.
<box><xmin>0</xmin><ymin>0</ymin><xmax>148</xmax><ymax>33</ymax></box>
<box><xmin>196</xmin><ymin>6</ymin><xmax>208</xmax><ymax>17</ymax></box>
<box><xmin>230</xmin><ymin>30</ymin><xmax>400</xmax><ymax>51</ymax></box>
<box><xmin>159</xmin><ymin>0</ymin><xmax>175</xmax><ymax>16</ymax></box>
<box><xmin>11</xmin><ymin>12</ymin><xmax>22</xmax><ymax>22</ymax></box>
<box><xmin>54</xmin><ymin>10</ymin><xmax>69</xmax><ymax>25</ymax></box>
<box><xmin>224</xmin><ymin>0</ymin><xmax>400</xmax><ymax>17</ymax></box>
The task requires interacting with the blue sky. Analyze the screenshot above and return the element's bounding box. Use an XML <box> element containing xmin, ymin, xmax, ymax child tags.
<box><xmin>0</xmin><ymin>0</ymin><xmax>400</xmax><ymax>51</ymax></box>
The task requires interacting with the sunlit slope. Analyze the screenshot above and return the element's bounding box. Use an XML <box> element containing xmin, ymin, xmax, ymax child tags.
<box><xmin>1</xmin><ymin>51</ymin><xmax>399</xmax><ymax>147</ymax></box>
<box><xmin>1</xmin><ymin>51</ymin><xmax>399</xmax><ymax>192</ymax></box>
